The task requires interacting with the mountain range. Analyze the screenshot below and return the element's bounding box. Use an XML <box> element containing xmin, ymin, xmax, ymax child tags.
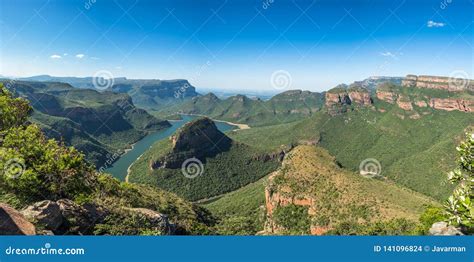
<box><xmin>1</xmin><ymin>73</ymin><xmax>472</xmax><ymax>236</ymax></box>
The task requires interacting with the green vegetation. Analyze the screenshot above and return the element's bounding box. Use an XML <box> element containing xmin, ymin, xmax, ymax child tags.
<box><xmin>273</xmin><ymin>204</ymin><xmax>310</xmax><ymax>235</ymax></box>
<box><xmin>0</xmin><ymin>85</ymin><xmax>213</xmax><ymax>235</ymax></box>
<box><xmin>166</xmin><ymin>90</ymin><xmax>324</xmax><ymax>127</ymax></box>
<box><xmin>1</xmin><ymin>80</ymin><xmax>170</xmax><ymax>166</ymax></box>
<box><xmin>128</xmin><ymin>139</ymin><xmax>279</xmax><ymax>201</ymax></box>
<box><xmin>266</xmin><ymin>146</ymin><xmax>439</xmax><ymax>235</ymax></box>
<box><xmin>107</xmin><ymin>79</ymin><xmax>198</xmax><ymax>110</ymax></box>
<box><xmin>203</xmin><ymin>176</ymin><xmax>267</xmax><ymax>235</ymax></box>
<box><xmin>445</xmin><ymin>133</ymin><xmax>473</xmax><ymax>230</ymax></box>
<box><xmin>230</xmin><ymin>101</ymin><xmax>473</xmax><ymax>201</ymax></box>
<box><xmin>327</xmin><ymin>218</ymin><xmax>418</xmax><ymax>235</ymax></box>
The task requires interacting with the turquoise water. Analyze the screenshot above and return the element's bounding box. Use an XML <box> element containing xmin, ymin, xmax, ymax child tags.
<box><xmin>105</xmin><ymin>115</ymin><xmax>236</xmax><ymax>181</ymax></box>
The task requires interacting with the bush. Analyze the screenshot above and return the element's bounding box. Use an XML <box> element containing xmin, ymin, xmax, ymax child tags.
<box><xmin>445</xmin><ymin>133</ymin><xmax>473</xmax><ymax>230</ymax></box>
<box><xmin>273</xmin><ymin>204</ymin><xmax>310</xmax><ymax>235</ymax></box>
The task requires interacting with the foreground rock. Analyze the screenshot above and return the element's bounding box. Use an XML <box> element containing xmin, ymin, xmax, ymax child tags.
<box><xmin>429</xmin><ymin>222</ymin><xmax>464</xmax><ymax>236</ymax></box>
<box><xmin>21</xmin><ymin>200</ymin><xmax>63</xmax><ymax>231</ymax></box>
<box><xmin>0</xmin><ymin>203</ymin><xmax>36</xmax><ymax>235</ymax></box>
<box><xmin>125</xmin><ymin>208</ymin><xmax>175</xmax><ymax>235</ymax></box>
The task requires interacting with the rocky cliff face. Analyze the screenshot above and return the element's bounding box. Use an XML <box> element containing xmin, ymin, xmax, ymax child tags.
<box><xmin>151</xmin><ymin>117</ymin><xmax>232</xmax><ymax>169</ymax></box>
<box><xmin>429</xmin><ymin>98</ymin><xmax>473</xmax><ymax>112</ymax></box>
<box><xmin>376</xmin><ymin>81</ymin><xmax>474</xmax><ymax>113</ymax></box>
<box><xmin>263</xmin><ymin>146</ymin><xmax>436</xmax><ymax>235</ymax></box>
<box><xmin>325</xmin><ymin>86</ymin><xmax>372</xmax><ymax>115</ymax></box>
<box><xmin>402</xmin><ymin>74</ymin><xmax>474</xmax><ymax>91</ymax></box>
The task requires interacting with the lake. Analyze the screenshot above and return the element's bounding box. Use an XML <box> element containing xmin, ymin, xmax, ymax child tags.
<box><xmin>105</xmin><ymin>115</ymin><xmax>236</xmax><ymax>181</ymax></box>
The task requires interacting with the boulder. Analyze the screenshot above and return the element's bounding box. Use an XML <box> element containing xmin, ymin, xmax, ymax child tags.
<box><xmin>21</xmin><ymin>200</ymin><xmax>63</xmax><ymax>231</ymax></box>
<box><xmin>126</xmin><ymin>207</ymin><xmax>175</xmax><ymax>235</ymax></box>
<box><xmin>0</xmin><ymin>203</ymin><xmax>36</xmax><ymax>235</ymax></box>
<box><xmin>56</xmin><ymin>199</ymin><xmax>94</xmax><ymax>235</ymax></box>
<box><xmin>429</xmin><ymin>222</ymin><xmax>464</xmax><ymax>236</ymax></box>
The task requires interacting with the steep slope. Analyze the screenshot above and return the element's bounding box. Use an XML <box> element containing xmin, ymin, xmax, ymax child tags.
<box><xmin>1</xmin><ymin>80</ymin><xmax>170</xmax><ymax>166</ymax></box>
<box><xmin>0</xmin><ymin>85</ymin><xmax>213</xmax><ymax>235</ymax></box>
<box><xmin>107</xmin><ymin>79</ymin><xmax>199</xmax><ymax>110</ymax></box>
<box><xmin>128</xmin><ymin>117</ymin><xmax>281</xmax><ymax>201</ymax></box>
<box><xmin>12</xmin><ymin>76</ymin><xmax>200</xmax><ymax>115</ymax></box>
<box><xmin>264</xmin><ymin>146</ymin><xmax>438</xmax><ymax>235</ymax></box>
<box><xmin>174</xmin><ymin>90</ymin><xmax>324</xmax><ymax>126</ymax></box>
<box><xmin>230</xmin><ymin>81</ymin><xmax>473</xmax><ymax>201</ymax></box>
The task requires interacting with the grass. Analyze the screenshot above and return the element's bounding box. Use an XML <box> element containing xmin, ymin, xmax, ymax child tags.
<box><xmin>229</xmin><ymin>104</ymin><xmax>473</xmax><ymax>201</ymax></box>
<box><xmin>267</xmin><ymin>145</ymin><xmax>439</xmax><ymax>234</ymax></box>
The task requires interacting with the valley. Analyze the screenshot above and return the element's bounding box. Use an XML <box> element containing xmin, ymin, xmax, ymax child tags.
<box><xmin>1</xmin><ymin>73</ymin><xmax>473</xmax><ymax>236</ymax></box>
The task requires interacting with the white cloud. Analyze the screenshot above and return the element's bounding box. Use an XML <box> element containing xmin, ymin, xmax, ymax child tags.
<box><xmin>75</xmin><ymin>54</ymin><xmax>85</xmax><ymax>59</ymax></box>
<box><xmin>380</xmin><ymin>52</ymin><xmax>395</xmax><ymax>58</ymax></box>
<box><xmin>427</xmin><ymin>20</ymin><xmax>445</xmax><ymax>28</ymax></box>
<box><xmin>63</xmin><ymin>53</ymin><xmax>68</xmax><ymax>56</ymax></box>
<box><xmin>50</xmin><ymin>54</ymin><xmax>62</xmax><ymax>59</ymax></box>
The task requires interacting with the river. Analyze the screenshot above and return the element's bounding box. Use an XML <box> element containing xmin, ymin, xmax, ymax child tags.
<box><xmin>105</xmin><ymin>115</ymin><xmax>237</xmax><ymax>181</ymax></box>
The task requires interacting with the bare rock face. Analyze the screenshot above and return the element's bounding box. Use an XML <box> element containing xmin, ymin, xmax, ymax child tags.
<box><xmin>376</xmin><ymin>91</ymin><xmax>397</xmax><ymax>104</ymax></box>
<box><xmin>429</xmin><ymin>98</ymin><xmax>473</xmax><ymax>112</ymax></box>
<box><xmin>396</xmin><ymin>96</ymin><xmax>413</xmax><ymax>111</ymax></box>
<box><xmin>0</xmin><ymin>203</ymin><xmax>36</xmax><ymax>235</ymax></box>
<box><xmin>429</xmin><ymin>222</ymin><xmax>464</xmax><ymax>236</ymax></box>
<box><xmin>125</xmin><ymin>208</ymin><xmax>175</xmax><ymax>235</ymax></box>
<box><xmin>325</xmin><ymin>86</ymin><xmax>372</xmax><ymax>115</ymax></box>
<box><xmin>264</xmin><ymin>171</ymin><xmax>319</xmax><ymax>235</ymax></box>
<box><xmin>402</xmin><ymin>74</ymin><xmax>474</xmax><ymax>91</ymax></box>
<box><xmin>21</xmin><ymin>200</ymin><xmax>63</xmax><ymax>231</ymax></box>
<box><xmin>56</xmin><ymin>199</ymin><xmax>98</xmax><ymax>235</ymax></box>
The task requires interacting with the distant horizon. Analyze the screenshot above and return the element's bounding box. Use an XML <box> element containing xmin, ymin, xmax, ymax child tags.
<box><xmin>0</xmin><ymin>72</ymin><xmax>411</xmax><ymax>94</ymax></box>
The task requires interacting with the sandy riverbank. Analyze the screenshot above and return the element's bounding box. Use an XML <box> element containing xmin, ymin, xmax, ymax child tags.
<box><xmin>178</xmin><ymin>114</ymin><xmax>250</xmax><ymax>130</ymax></box>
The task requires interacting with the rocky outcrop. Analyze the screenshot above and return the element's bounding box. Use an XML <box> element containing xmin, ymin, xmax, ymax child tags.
<box><xmin>21</xmin><ymin>200</ymin><xmax>63</xmax><ymax>231</ymax></box>
<box><xmin>429</xmin><ymin>222</ymin><xmax>464</xmax><ymax>236</ymax></box>
<box><xmin>0</xmin><ymin>203</ymin><xmax>36</xmax><ymax>235</ymax></box>
<box><xmin>429</xmin><ymin>98</ymin><xmax>473</xmax><ymax>112</ymax></box>
<box><xmin>402</xmin><ymin>74</ymin><xmax>474</xmax><ymax>91</ymax></box>
<box><xmin>56</xmin><ymin>199</ymin><xmax>104</xmax><ymax>235</ymax></box>
<box><xmin>125</xmin><ymin>208</ymin><xmax>175</xmax><ymax>235</ymax></box>
<box><xmin>376</xmin><ymin>91</ymin><xmax>396</xmax><ymax>103</ymax></box>
<box><xmin>264</xmin><ymin>171</ymin><xmax>321</xmax><ymax>235</ymax></box>
<box><xmin>376</xmin><ymin>81</ymin><xmax>473</xmax><ymax>113</ymax></box>
<box><xmin>396</xmin><ymin>96</ymin><xmax>413</xmax><ymax>111</ymax></box>
<box><xmin>19</xmin><ymin>199</ymin><xmax>108</xmax><ymax>235</ymax></box>
<box><xmin>325</xmin><ymin>86</ymin><xmax>372</xmax><ymax>114</ymax></box>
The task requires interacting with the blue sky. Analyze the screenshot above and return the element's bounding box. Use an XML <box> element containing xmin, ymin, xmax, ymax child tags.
<box><xmin>0</xmin><ymin>0</ymin><xmax>472</xmax><ymax>92</ymax></box>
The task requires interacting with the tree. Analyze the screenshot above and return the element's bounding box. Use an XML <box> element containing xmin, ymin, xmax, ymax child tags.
<box><xmin>445</xmin><ymin>133</ymin><xmax>473</xmax><ymax>230</ymax></box>
<box><xmin>0</xmin><ymin>84</ymin><xmax>96</xmax><ymax>204</ymax></box>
